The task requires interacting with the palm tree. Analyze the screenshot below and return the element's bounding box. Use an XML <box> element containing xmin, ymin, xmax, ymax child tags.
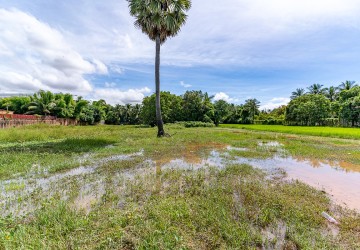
<box><xmin>290</xmin><ymin>88</ymin><xmax>305</xmax><ymax>99</ymax></box>
<box><xmin>338</xmin><ymin>80</ymin><xmax>357</xmax><ymax>91</ymax></box>
<box><xmin>127</xmin><ymin>0</ymin><xmax>191</xmax><ymax>137</ymax></box>
<box><xmin>307</xmin><ymin>84</ymin><xmax>325</xmax><ymax>95</ymax></box>
<box><xmin>26</xmin><ymin>90</ymin><xmax>56</xmax><ymax>116</ymax></box>
<box><xmin>324</xmin><ymin>86</ymin><xmax>338</xmax><ymax>102</ymax></box>
<box><xmin>244</xmin><ymin>98</ymin><xmax>260</xmax><ymax>123</ymax></box>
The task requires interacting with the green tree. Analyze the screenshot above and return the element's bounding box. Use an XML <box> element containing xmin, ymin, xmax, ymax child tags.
<box><xmin>290</xmin><ymin>88</ymin><xmax>305</xmax><ymax>100</ymax></box>
<box><xmin>224</xmin><ymin>104</ymin><xmax>243</xmax><ymax>124</ymax></box>
<box><xmin>338</xmin><ymin>86</ymin><xmax>360</xmax><ymax>126</ymax></box>
<box><xmin>127</xmin><ymin>0</ymin><xmax>191</xmax><ymax>137</ymax></box>
<box><xmin>26</xmin><ymin>90</ymin><xmax>56</xmax><ymax>116</ymax></box>
<box><xmin>285</xmin><ymin>94</ymin><xmax>330</xmax><ymax>126</ymax></box>
<box><xmin>213</xmin><ymin>100</ymin><xmax>230</xmax><ymax>126</ymax></box>
<box><xmin>74</xmin><ymin>97</ymin><xmax>90</xmax><ymax>120</ymax></box>
<box><xmin>141</xmin><ymin>92</ymin><xmax>182</xmax><ymax>126</ymax></box>
<box><xmin>53</xmin><ymin>93</ymin><xmax>75</xmax><ymax>118</ymax></box>
<box><xmin>307</xmin><ymin>84</ymin><xmax>326</xmax><ymax>95</ymax></box>
<box><xmin>181</xmin><ymin>90</ymin><xmax>214</xmax><ymax>122</ymax></box>
<box><xmin>338</xmin><ymin>80</ymin><xmax>357</xmax><ymax>91</ymax></box>
<box><xmin>243</xmin><ymin>99</ymin><xmax>260</xmax><ymax>124</ymax></box>
<box><xmin>324</xmin><ymin>86</ymin><xmax>339</xmax><ymax>102</ymax></box>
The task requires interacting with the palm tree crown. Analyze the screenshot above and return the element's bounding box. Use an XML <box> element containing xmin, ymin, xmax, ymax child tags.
<box><xmin>338</xmin><ymin>80</ymin><xmax>357</xmax><ymax>91</ymax></box>
<box><xmin>324</xmin><ymin>86</ymin><xmax>338</xmax><ymax>102</ymax></box>
<box><xmin>128</xmin><ymin>0</ymin><xmax>191</xmax><ymax>44</ymax></box>
<box><xmin>307</xmin><ymin>84</ymin><xmax>325</xmax><ymax>95</ymax></box>
<box><xmin>290</xmin><ymin>88</ymin><xmax>305</xmax><ymax>99</ymax></box>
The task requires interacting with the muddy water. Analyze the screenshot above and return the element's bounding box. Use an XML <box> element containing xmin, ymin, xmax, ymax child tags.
<box><xmin>1</xmin><ymin>143</ymin><xmax>359</xmax><ymax>216</ymax></box>
<box><xmin>232</xmin><ymin>156</ymin><xmax>360</xmax><ymax>211</ymax></box>
<box><xmin>162</xmin><ymin>143</ymin><xmax>360</xmax><ymax>212</ymax></box>
<box><xmin>234</xmin><ymin>142</ymin><xmax>360</xmax><ymax>212</ymax></box>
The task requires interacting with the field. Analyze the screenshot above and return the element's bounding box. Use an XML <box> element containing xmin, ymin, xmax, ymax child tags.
<box><xmin>221</xmin><ymin>124</ymin><xmax>360</xmax><ymax>140</ymax></box>
<box><xmin>0</xmin><ymin>124</ymin><xmax>359</xmax><ymax>249</ymax></box>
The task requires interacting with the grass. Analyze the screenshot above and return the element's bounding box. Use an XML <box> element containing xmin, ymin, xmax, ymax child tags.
<box><xmin>220</xmin><ymin>124</ymin><xmax>360</xmax><ymax>140</ymax></box>
<box><xmin>0</xmin><ymin>124</ymin><xmax>359</xmax><ymax>249</ymax></box>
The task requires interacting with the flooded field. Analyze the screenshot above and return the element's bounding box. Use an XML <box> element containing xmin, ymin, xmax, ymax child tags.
<box><xmin>1</xmin><ymin>125</ymin><xmax>359</xmax><ymax>249</ymax></box>
<box><xmin>1</xmin><ymin>139</ymin><xmax>359</xmax><ymax>217</ymax></box>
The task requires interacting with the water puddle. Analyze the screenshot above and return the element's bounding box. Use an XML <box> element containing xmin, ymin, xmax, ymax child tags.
<box><xmin>232</xmin><ymin>156</ymin><xmax>360</xmax><ymax>211</ymax></box>
<box><xmin>0</xmin><ymin>150</ymin><xmax>145</xmax><ymax>216</ymax></box>
<box><xmin>1</xmin><ymin>142</ymin><xmax>359</xmax><ymax>216</ymax></box>
<box><xmin>226</xmin><ymin>146</ymin><xmax>248</xmax><ymax>151</ymax></box>
<box><xmin>159</xmin><ymin>142</ymin><xmax>360</xmax><ymax>212</ymax></box>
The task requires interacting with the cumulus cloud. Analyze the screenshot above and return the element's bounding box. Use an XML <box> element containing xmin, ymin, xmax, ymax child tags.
<box><xmin>213</xmin><ymin>92</ymin><xmax>238</xmax><ymax>103</ymax></box>
<box><xmin>180</xmin><ymin>81</ymin><xmax>192</xmax><ymax>88</ymax></box>
<box><xmin>0</xmin><ymin>8</ymin><xmax>107</xmax><ymax>94</ymax></box>
<box><xmin>260</xmin><ymin>97</ymin><xmax>290</xmax><ymax>110</ymax></box>
<box><xmin>92</xmin><ymin>87</ymin><xmax>151</xmax><ymax>105</ymax></box>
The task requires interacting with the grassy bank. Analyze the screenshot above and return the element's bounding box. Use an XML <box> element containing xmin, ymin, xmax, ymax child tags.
<box><xmin>220</xmin><ymin>124</ymin><xmax>360</xmax><ymax>140</ymax></box>
<box><xmin>0</xmin><ymin>124</ymin><xmax>359</xmax><ymax>249</ymax></box>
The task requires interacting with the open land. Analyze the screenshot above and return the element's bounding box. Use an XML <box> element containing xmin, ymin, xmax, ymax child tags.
<box><xmin>0</xmin><ymin>124</ymin><xmax>359</xmax><ymax>249</ymax></box>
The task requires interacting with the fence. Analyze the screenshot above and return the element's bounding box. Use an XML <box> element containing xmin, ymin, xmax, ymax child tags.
<box><xmin>0</xmin><ymin>114</ymin><xmax>56</xmax><ymax>120</ymax></box>
<box><xmin>0</xmin><ymin>118</ymin><xmax>78</xmax><ymax>129</ymax></box>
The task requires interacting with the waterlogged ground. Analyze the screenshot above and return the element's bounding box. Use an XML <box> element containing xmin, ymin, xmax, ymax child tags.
<box><xmin>0</xmin><ymin>124</ymin><xmax>359</xmax><ymax>249</ymax></box>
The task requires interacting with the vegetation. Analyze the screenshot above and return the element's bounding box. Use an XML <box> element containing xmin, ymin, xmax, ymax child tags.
<box><xmin>221</xmin><ymin>124</ymin><xmax>360</xmax><ymax>140</ymax></box>
<box><xmin>1</xmin><ymin>80</ymin><xmax>360</xmax><ymax>128</ymax></box>
<box><xmin>0</xmin><ymin>125</ymin><xmax>359</xmax><ymax>249</ymax></box>
<box><xmin>127</xmin><ymin>0</ymin><xmax>192</xmax><ymax>137</ymax></box>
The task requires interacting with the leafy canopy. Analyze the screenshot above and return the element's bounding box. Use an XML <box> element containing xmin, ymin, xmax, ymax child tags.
<box><xmin>127</xmin><ymin>0</ymin><xmax>191</xmax><ymax>44</ymax></box>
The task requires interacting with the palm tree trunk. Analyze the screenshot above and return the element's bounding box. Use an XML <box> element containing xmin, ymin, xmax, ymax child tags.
<box><xmin>155</xmin><ymin>34</ymin><xmax>165</xmax><ymax>137</ymax></box>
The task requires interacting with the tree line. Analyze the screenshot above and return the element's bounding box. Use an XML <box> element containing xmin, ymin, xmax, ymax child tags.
<box><xmin>0</xmin><ymin>90</ymin><xmax>261</xmax><ymax>126</ymax></box>
<box><xmin>1</xmin><ymin>80</ymin><xmax>359</xmax><ymax>127</ymax></box>
<box><xmin>286</xmin><ymin>81</ymin><xmax>360</xmax><ymax>127</ymax></box>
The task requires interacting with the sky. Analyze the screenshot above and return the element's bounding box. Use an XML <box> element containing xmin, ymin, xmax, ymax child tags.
<box><xmin>1</xmin><ymin>0</ymin><xmax>360</xmax><ymax>109</ymax></box>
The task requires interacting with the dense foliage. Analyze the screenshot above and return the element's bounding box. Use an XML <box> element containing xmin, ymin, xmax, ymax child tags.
<box><xmin>1</xmin><ymin>80</ymin><xmax>360</xmax><ymax>127</ymax></box>
<box><xmin>285</xmin><ymin>81</ymin><xmax>360</xmax><ymax>126</ymax></box>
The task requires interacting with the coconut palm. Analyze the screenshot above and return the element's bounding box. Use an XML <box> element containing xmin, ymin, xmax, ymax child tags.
<box><xmin>290</xmin><ymin>88</ymin><xmax>305</xmax><ymax>99</ymax></box>
<box><xmin>307</xmin><ymin>84</ymin><xmax>326</xmax><ymax>95</ymax></box>
<box><xmin>324</xmin><ymin>86</ymin><xmax>339</xmax><ymax>102</ymax></box>
<box><xmin>26</xmin><ymin>90</ymin><xmax>56</xmax><ymax>116</ymax></box>
<box><xmin>338</xmin><ymin>80</ymin><xmax>357</xmax><ymax>91</ymax></box>
<box><xmin>127</xmin><ymin>0</ymin><xmax>191</xmax><ymax>137</ymax></box>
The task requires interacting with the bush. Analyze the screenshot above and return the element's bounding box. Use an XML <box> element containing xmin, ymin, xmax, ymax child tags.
<box><xmin>183</xmin><ymin>121</ymin><xmax>215</xmax><ymax>128</ymax></box>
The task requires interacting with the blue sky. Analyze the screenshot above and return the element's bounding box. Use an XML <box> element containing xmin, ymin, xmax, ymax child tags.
<box><xmin>1</xmin><ymin>0</ymin><xmax>360</xmax><ymax>109</ymax></box>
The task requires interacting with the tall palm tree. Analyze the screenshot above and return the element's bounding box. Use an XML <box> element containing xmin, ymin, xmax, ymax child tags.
<box><xmin>338</xmin><ymin>80</ymin><xmax>357</xmax><ymax>91</ymax></box>
<box><xmin>127</xmin><ymin>0</ymin><xmax>191</xmax><ymax>137</ymax></box>
<box><xmin>290</xmin><ymin>88</ymin><xmax>305</xmax><ymax>99</ymax></box>
<box><xmin>307</xmin><ymin>84</ymin><xmax>325</xmax><ymax>95</ymax></box>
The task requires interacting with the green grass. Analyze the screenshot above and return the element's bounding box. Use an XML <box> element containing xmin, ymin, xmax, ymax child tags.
<box><xmin>220</xmin><ymin>124</ymin><xmax>360</xmax><ymax>140</ymax></box>
<box><xmin>0</xmin><ymin>124</ymin><xmax>359</xmax><ymax>249</ymax></box>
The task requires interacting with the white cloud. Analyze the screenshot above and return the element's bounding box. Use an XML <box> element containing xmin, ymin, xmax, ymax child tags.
<box><xmin>260</xmin><ymin>97</ymin><xmax>290</xmax><ymax>110</ymax></box>
<box><xmin>213</xmin><ymin>92</ymin><xmax>238</xmax><ymax>103</ymax></box>
<box><xmin>104</xmin><ymin>82</ymin><xmax>117</xmax><ymax>88</ymax></box>
<box><xmin>110</xmin><ymin>65</ymin><xmax>125</xmax><ymax>74</ymax></box>
<box><xmin>180</xmin><ymin>81</ymin><xmax>192</xmax><ymax>88</ymax></box>
<box><xmin>0</xmin><ymin>8</ymin><xmax>107</xmax><ymax>94</ymax></box>
<box><xmin>92</xmin><ymin>59</ymin><xmax>108</xmax><ymax>74</ymax></box>
<box><xmin>92</xmin><ymin>87</ymin><xmax>151</xmax><ymax>105</ymax></box>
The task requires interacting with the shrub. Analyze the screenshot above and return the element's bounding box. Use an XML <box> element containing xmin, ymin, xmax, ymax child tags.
<box><xmin>183</xmin><ymin>121</ymin><xmax>215</xmax><ymax>128</ymax></box>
